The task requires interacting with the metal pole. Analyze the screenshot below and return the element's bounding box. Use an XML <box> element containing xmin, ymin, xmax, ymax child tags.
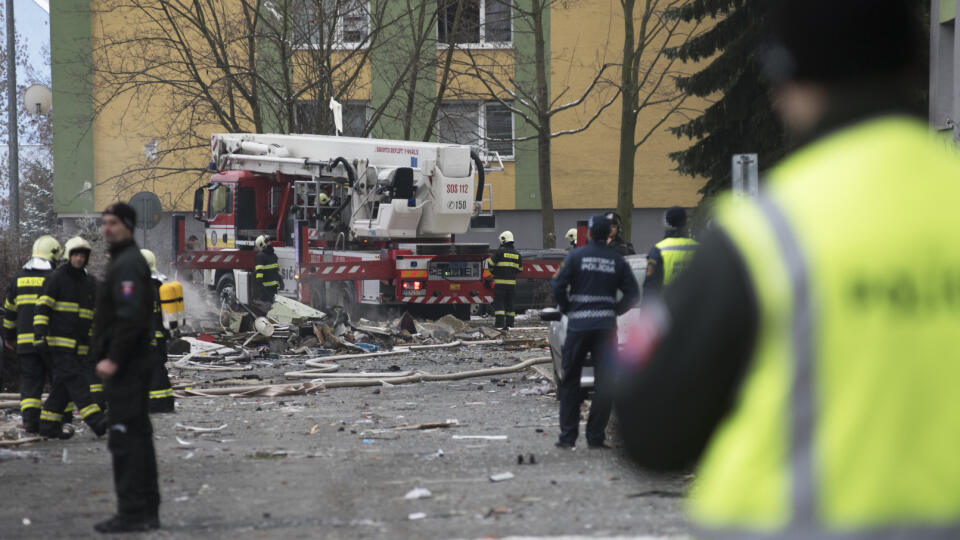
<box><xmin>5</xmin><ymin>0</ymin><xmax>19</xmax><ymax>242</ymax></box>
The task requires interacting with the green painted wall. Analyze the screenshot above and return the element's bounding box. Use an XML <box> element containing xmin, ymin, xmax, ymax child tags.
<box><xmin>50</xmin><ymin>1</ymin><xmax>94</xmax><ymax>214</ymax></box>
<box><xmin>941</xmin><ymin>0</ymin><xmax>956</xmax><ymax>23</ymax></box>
<box><xmin>370</xmin><ymin>0</ymin><xmax>437</xmax><ymax>141</ymax></box>
<box><xmin>512</xmin><ymin>1</ymin><xmax>548</xmax><ymax>210</ymax></box>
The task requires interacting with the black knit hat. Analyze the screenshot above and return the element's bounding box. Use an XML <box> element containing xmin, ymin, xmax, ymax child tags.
<box><xmin>764</xmin><ymin>0</ymin><xmax>922</xmax><ymax>84</ymax></box>
<box><xmin>103</xmin><ymin>202</ymin><xmax>137</xmax><ymax>232</ymax></box>
<box><xmin>665</xmin><ymin>206</ymin><xmax>687</xmax><ymax>230</ymax></box>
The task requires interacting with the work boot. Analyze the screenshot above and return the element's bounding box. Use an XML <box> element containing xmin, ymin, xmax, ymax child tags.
<box><xmin>87</xmin><ymin>415</ymin><xmax>108</xmax><ymax>438</ymax></box>
<box><xmin>39</xmin><ymin>421</ymin><xmax>74</xmax><ymax>440</ymax></box>
<box><xmin>94</xmin><ymin>514</ymin><xmax>160</xmax><ymax>534</ymax></box>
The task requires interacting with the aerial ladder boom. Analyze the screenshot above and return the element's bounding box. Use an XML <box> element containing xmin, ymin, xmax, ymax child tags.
<box><xmin>210</xmin><ymin>133</ymin><xmax>486</xmax><ymax>239</ymax></box>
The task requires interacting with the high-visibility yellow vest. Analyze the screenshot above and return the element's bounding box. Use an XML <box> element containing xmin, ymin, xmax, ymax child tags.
<box><xmin>690</xmin><ymin>116</ymin><xmax>960</xmax><ymax>538</ymax></box>
<box><xmin>655</xmin><ymin>237</ymin><xmax>698</xmax><ymax>285</ymax></box>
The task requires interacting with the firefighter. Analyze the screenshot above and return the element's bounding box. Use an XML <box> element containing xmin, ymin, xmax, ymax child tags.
<box><xmin>141</xmin><ymin>250</ymin><xmax>174</xmax><ymax>414</ymax></box>
<box><xmin>35</xmin><ymin>236</ymin><xmax>108</xmax><ymax>439</ymax></box>
<box><xmin>253</xmin><ymin>235</ymin><xmax>281</xmax><ymax>306</ymax></box>
<box><xmin>614</xmin><ymin>1</ymin><xmax>960</xmax><ymax>537</ymax></box>
<box><xmin>604</xmin><ymin>212</ymin><xmax>636</xmax><ymax>256</ymax></box>
<box><xmin>92</xmin><ymin>203</ymin><xmax>160</xmax><ymax>533</ymax></box>
<box><xmin>4</xmin><ymin>236</ymin><xmax>63</xmax><ymax>434</ymax></box>
<box><xmin>564</xmin><ymin>228</ymin><xmax>578</xmax><ymax>250</ymax></box>
<box><xmin>642</xmin><ymin>206</ymin><xmax>698</xmax><ymax>300</ymax></box>
<box><xmin>550</xmin><ymin>215</ymin><xmax>639</xmax><ymax>449</ymax></box>
<box><xmin>488</xmin><ymin>231</ymin><xmax>522</xmax><ymax>330</ymax></box>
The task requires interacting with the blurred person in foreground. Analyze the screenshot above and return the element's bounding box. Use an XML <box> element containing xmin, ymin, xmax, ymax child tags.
<box><xmin>614</xmin><ymin>1</ymin><xmax>960</xmax><ymax>538</ymax></box>
<box><xmin>92</xmin><ymin>203</ymin><xmax>160</xmax><ymax>533</ymax></box>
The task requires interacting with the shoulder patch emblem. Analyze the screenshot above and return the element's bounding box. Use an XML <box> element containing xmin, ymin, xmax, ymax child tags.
<box><xmin>121</xmin><ymin>281</ymin><xmax>134</xmax><ymax>297</ymax></box>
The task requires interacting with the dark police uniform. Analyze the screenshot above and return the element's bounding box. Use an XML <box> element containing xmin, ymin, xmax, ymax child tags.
<box><xmin>254</xmin><ymin>246</ymin><xmax>281</xmax><ymax>302</ymax></box>
<box><xmin>4</xmin><ymin>263</ymin><xmax>57</xmax><ymax>433</ymax></box>
<box><xmin>35</xmin><ymin>263</ymin><xmax>107</xmax><ymax>437</ymax></box>
<box><xmin>92</xmin><ymin>239</ymin><xmax>159</xmax><ymax>522</ymax></box>
<box><xmin>608</xmin><ymin>235</ymin><xmax>636</xmax><ymax>256</ymax></box>
<box><xmin>489</xmin><ymin>242</ymin><xmax>522</xmax><ymax>329</ymax></box>
<box><xmin>551</xmin><ymin>238</ymin><xmax>639</xmax><ymax>447</ymax></box>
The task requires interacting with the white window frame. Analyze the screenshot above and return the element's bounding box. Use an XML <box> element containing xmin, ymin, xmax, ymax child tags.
<box><xmin>436</xmin><ymin>0</ymin><xmax>513</xmax><ymax>50</ymax></box>
<box><xmin>292</xmin><ymin>0</ymin><xmax>371</xmax><ymax>51</ymax></box>
<box><xmin>294</xmin><ymin>99</ymin><xmax>371</xmax><ymax>137</ymax></box>
<box><xmin>438</xmin><ymin>101</ymin><xmax>515</xmax><ymax>160</ymax></box>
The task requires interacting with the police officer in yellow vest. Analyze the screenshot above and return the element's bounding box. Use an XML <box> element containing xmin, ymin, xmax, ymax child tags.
<box><xmin>642</xmin><ymin>206</ymin><xmax>697</xmax><ymax>299</ymax></box>
<box><xmin>614</xmin><ymin>1</ymin><xmax>960</xmax><ymax>538</ymax></box>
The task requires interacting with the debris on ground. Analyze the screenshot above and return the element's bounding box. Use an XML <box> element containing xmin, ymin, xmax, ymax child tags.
<box><xmin>0</xmin><ymin>449</ymin><xmax>41</xmax><ymax>461</ymax></box>
<box><xmin>489</xmin><ymin>472</ymin><xmax>515</xmax><ymax>482</ymax></box>
<box><xmin>404</xmin><ymin>487</ymin><xmax>432</xmax><ymax>500</ymax></box>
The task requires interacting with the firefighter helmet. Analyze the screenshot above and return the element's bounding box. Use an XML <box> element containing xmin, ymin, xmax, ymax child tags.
<box><xmin>499</xmin><ymin>231</ymin><xmax>514</xmax><ymax>244</ymax></box>
<box><xmin>318</xmin><ymin>193</ymin><xmax>331</xmax><ymax>206</ymax></box>
<box><xmin>255</xmin><ymin>235</ymin><xmax>269</xmax><ymax>251</ymax></box>
<box><xmin>565</xmin><ymin>228</ymin><xmax>578</xmax><ymax>244</ymax></box>
<box><xmin>140</xmin><ymin>249</ymin><xmax>157</xmax><ymax>274</ymax></box>
<box><xmin>32</xmin><ymin>235</ymin><xmax>62</xmax><ymax>263</ymax></box>
<box><xmin>63</xmin><ymin>236</ymin><xmax>92</xmax><ymax>260</ymax></box>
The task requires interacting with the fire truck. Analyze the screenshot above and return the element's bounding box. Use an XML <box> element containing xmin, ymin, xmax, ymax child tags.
<box><xmin>173</xmin><ymin>133</ymin><xmax>561</xmax><ymax>319</ymax></box>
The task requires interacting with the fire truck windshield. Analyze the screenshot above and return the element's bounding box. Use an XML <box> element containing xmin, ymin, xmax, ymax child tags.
<box><xmin>208</xmin><ymin>184</ymin><xmax>233</xmax><ymax>219</ymax></box>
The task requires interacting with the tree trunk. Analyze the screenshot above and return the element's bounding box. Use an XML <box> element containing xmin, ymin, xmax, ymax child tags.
<box><xmin>533</xmin><ymin>0</ymin><xmax>556</xmax><ymax>248</ymax></box>
<box><xmin>616</xmin><ymin>0</ymin><xmax>637</xmax><ymax>243</ymax></box>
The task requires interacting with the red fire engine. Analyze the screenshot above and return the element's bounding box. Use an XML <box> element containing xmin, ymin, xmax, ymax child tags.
<box><xmin>173</xmin><ymin>133</ymin><xmax>558</xmax><ymax>319</ymax></box>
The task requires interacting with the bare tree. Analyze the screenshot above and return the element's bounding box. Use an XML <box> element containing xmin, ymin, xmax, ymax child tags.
<box><xmin>89</xmin><ymin>0</ymin><xmax>395</xmax><ymax>208</ymax></box>
<box><xmin>457</xmin><ymin>0</ymin><xmax>619</xmax><ymax>248</ymax></box>
<box><xmin>614</xmin><ymin>0</ymin><xmax>700</xmax><ymax>242</ymax></box>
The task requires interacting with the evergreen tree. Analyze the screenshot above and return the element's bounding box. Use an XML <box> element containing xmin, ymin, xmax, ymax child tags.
<box><xmin>665</xmin><ymin>0</ymin><xmax>785</xmax><ymax>197</ymax></box>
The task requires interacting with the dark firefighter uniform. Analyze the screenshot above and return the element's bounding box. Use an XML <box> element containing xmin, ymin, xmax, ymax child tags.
<box><xmin>4</xmin><ymin>260</ymin><xmax>58</xmax><ymax>433</ymax></box>
<box><xmin>92</xmin><ymin>238</ymin><xmax>160</xmax><ymax>523</ymax></box>
<box><xmin>551</xmin><ymin>215</ymin><xmax>639</xmax><ymax>448</ymax></box>
<box><xmin>488</xmin><ymin>235</ymin><xmax>522</xmax><ymax>329</ymax></box>
<box><xmin>35</xmin><ymin>258</ymin><xmax>108</xmax><ymax>438</ymax></box>
<box><xmin>254</xmin><ymin>246</ymin><xmax>281</xmax><ymax>302</ymax></box>
<box><xmin>148</xmin><ymin>277</ymin><xmax>174</xmax><ymax>413</ymax></box>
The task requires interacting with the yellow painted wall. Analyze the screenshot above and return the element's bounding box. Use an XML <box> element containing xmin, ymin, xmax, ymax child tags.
<box><xmin>549</xmin><ymin>0</ymin><xmax>705</xmax><ymax>209</ymax></box>
<box><xmin>88</xmin><ymin>0</ymin><xmax>705</xmax><ymax>214</ymax></box>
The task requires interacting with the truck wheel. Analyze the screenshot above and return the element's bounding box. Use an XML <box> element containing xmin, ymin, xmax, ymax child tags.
<box><xmin>215</xmin><ymin>274</ymin><xmax>236</xmax><ymax>303</ymax></box>
<box><xmin>451</xmin><ymin>304</ymin><xmax>471</xmax><ymax>321</ymax></box>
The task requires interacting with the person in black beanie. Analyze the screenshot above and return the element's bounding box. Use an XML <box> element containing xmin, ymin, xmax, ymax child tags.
<box><xmin>92</xmin><ymin>202</ymin><xmax>161</xmax><ymax>533</ymax></box>
<box><xmin>641</xmin><ymin>206</ymin><xmax>698</xmax><ymax>300</ymax></box>
<box><xmin>613</xmin><ymin>1</ymin><xmax>960</xmax><ymax>538</ymax></box>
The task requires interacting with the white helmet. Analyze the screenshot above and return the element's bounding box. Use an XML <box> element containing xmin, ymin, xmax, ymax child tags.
<box><xmin>255</xmin><ymin>235</ymin><xmax>270</xmax><ymax>251</ymax></box>
<box><xmin>63</xmin><ymin>236</ymin><xmax>92</xmax><ymax>260</ymax></box>
<box><xmin>499</xmin><ymin>231</ymin><xmax>514</xmax><ymax>244</ymax></box>
<box><xmin>140</xmin><ymin>249</ymin><xmax>157</xmax><ymax>273</ymax></box>
<box><xmin>32</xmin><ymin>235</ymin><xmax>62</xmax><ymax>263</ymax></box>
<box><xmin>565</xmin><ymin>228</ymin><xmax>577</xmax><ymax>244</ymax></box>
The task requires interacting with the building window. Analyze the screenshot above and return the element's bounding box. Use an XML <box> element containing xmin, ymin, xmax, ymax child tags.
<box><xmin>438</xmin><ymin>101</ymin><xmax>514</xmax><ymax>158</ymax></box>
<box><xmin>295</xmin><ymin>100</ymin><xmax>370</xmax><ymax>137</ymax></box>
<box><xmin>437</xmin><ymin>0</ymin><xmax>511</xmax><ymax>46</ymax></box>
<box><xmin>293</xmin><ymin>0</ymin><xmax>369</xmax><ymax>48</ymax></box>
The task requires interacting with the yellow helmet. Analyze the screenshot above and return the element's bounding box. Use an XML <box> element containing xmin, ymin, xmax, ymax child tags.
<box><xmin>498</xmin><ymin>231</ymin><xmax>514</xmax><ymax>244</ymax></box>
<box><xmin>318</xmin><ymin>193</ymin><xmax>331</xmax><ymax>206</ymax></box>
<box><xmin>140</xmin><ymin>249</ymin><xmax>157</xmax><ymax>274</ymax></box>
<box><xmin>565</xmin><ymin>228</ymin><xmax>577</xmax><ymax>244</ymax></box>
<box><xmin>63</xmin><ymin>236</ymin><xmax>92</xmax><ymax>260</ymax></box>
<box><xmin>255</xmin><ymin>235</ymin><xmax>270</xmax><ymax>251</ymax></box>
<box><xmin>32</xmin><ymin>235</ymin><xmax>62</xmax><ymax>263</ymax></box>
